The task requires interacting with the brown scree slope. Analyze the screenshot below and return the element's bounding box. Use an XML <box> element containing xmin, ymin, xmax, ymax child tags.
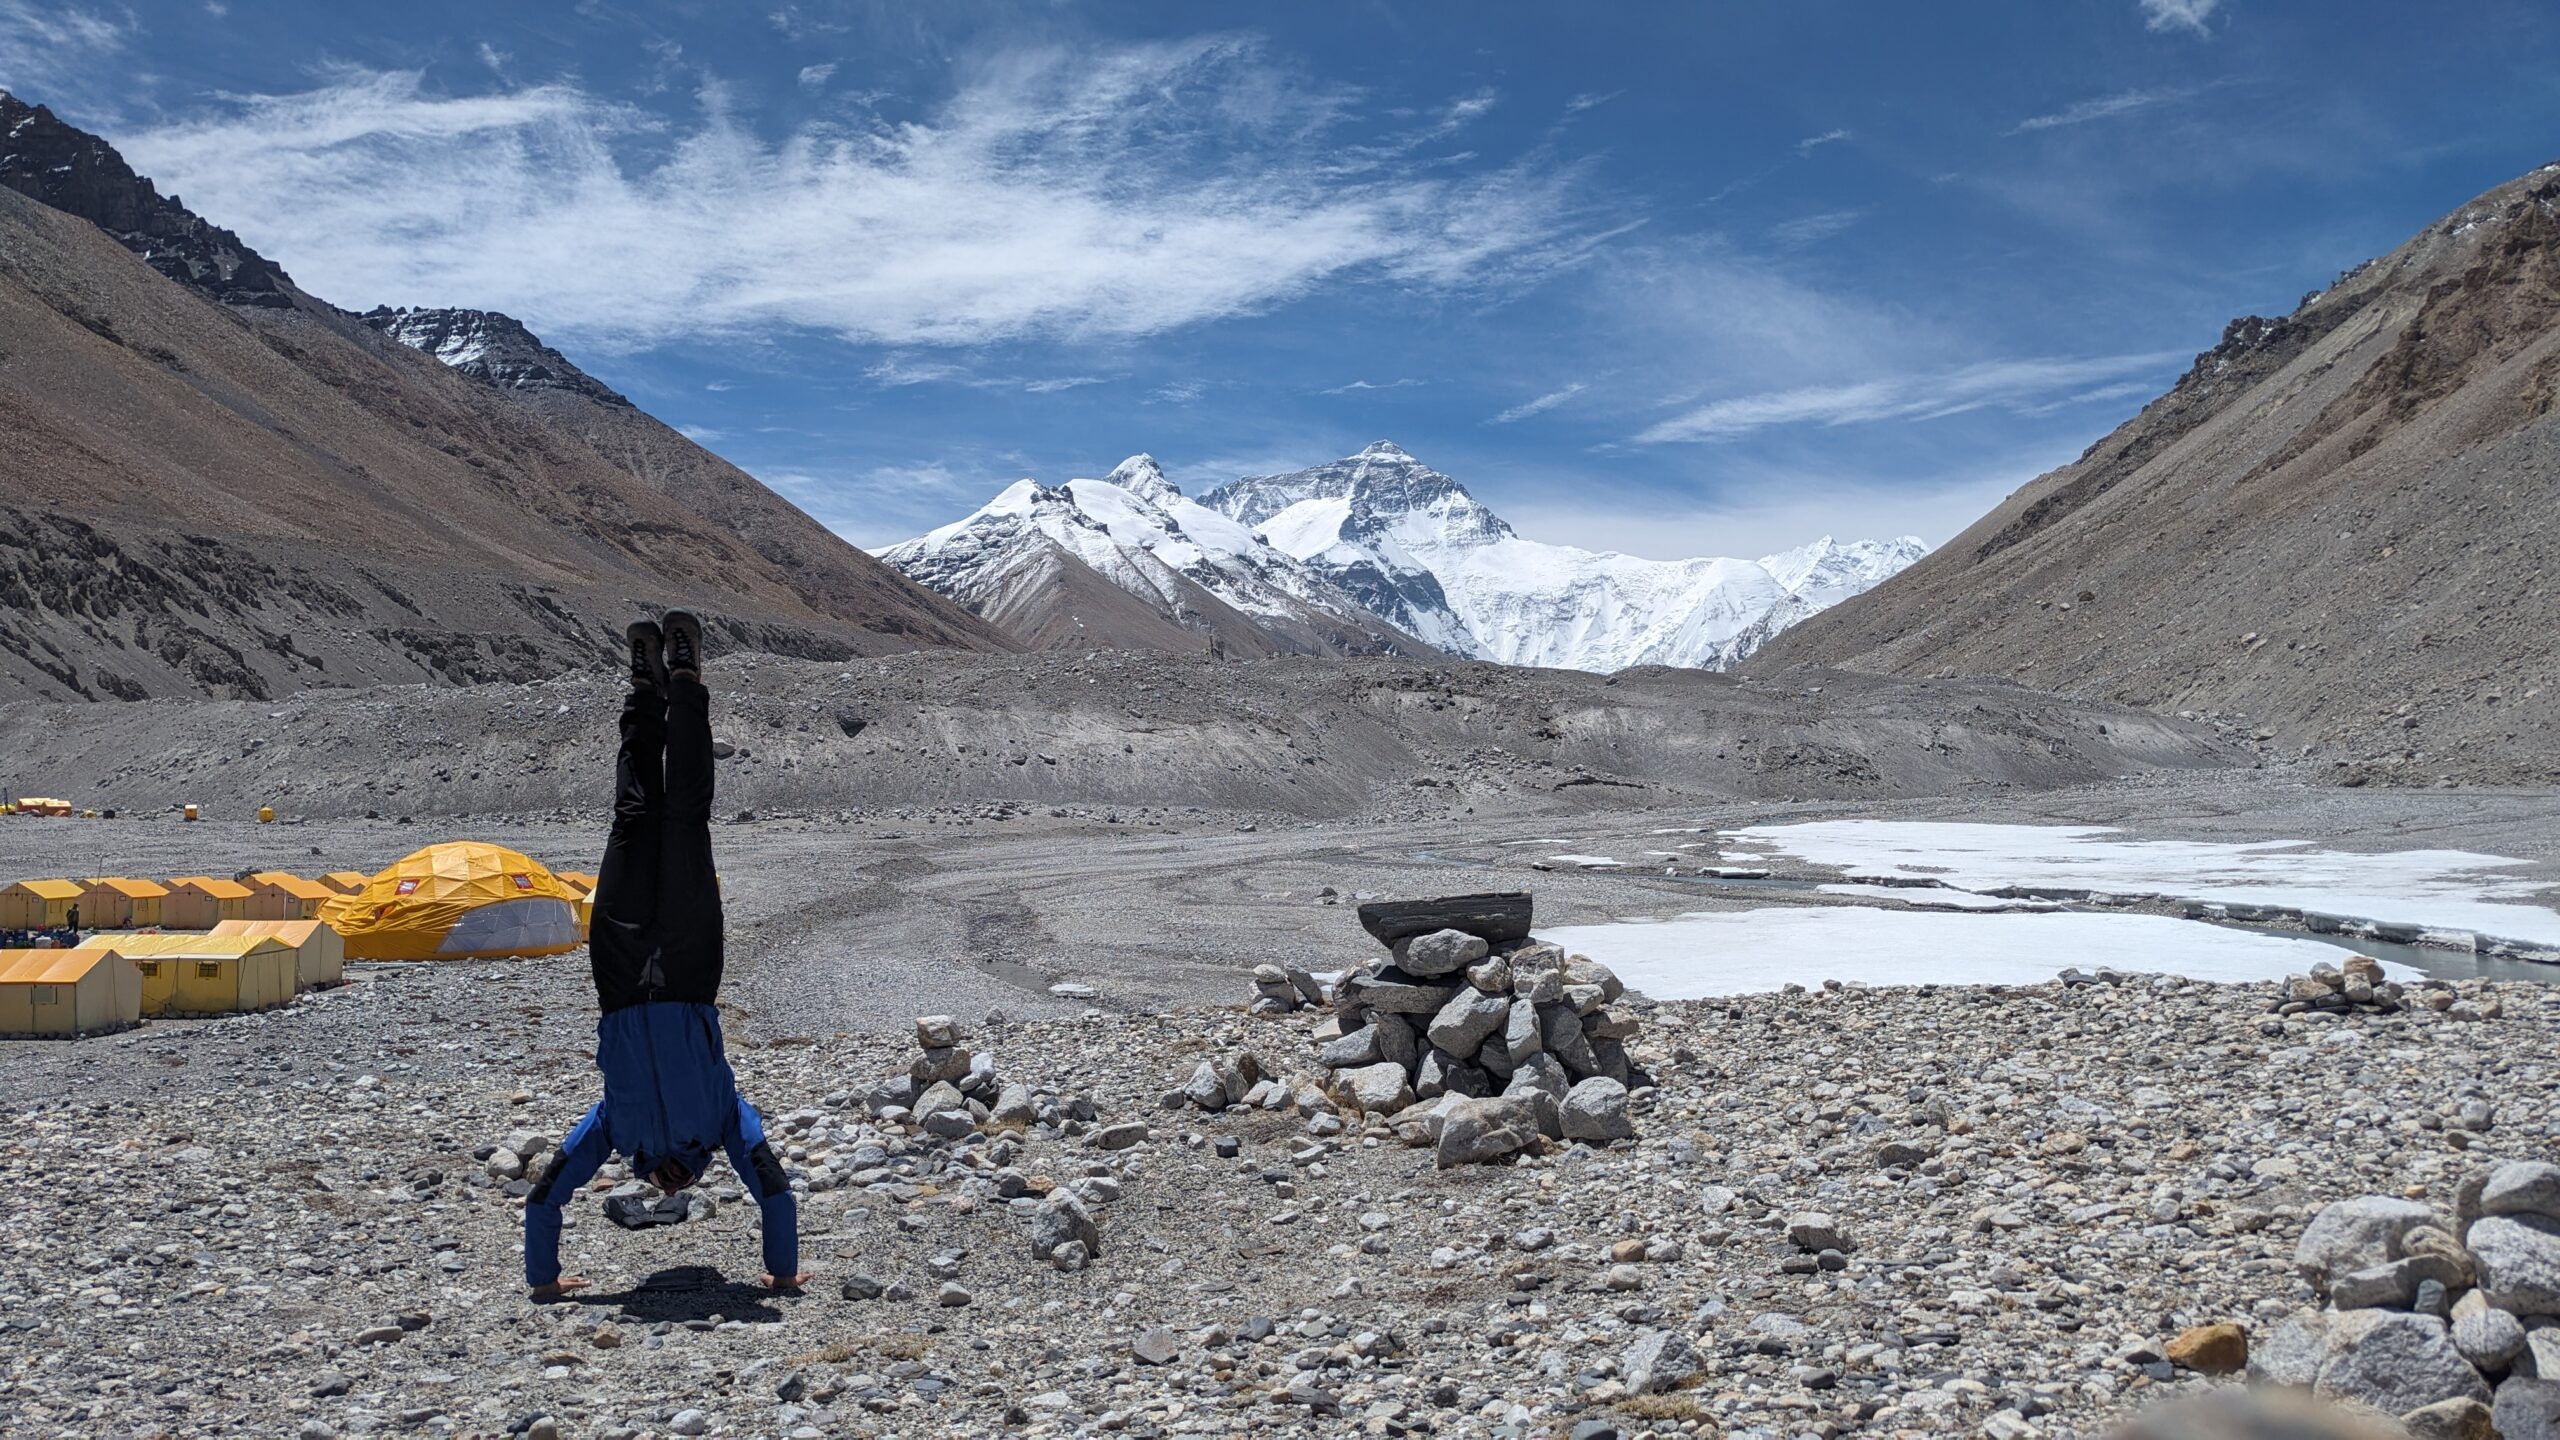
<box><xmin>0</xmin><ymin>91</ymin><xmax>1007</xmax><ymax>703</ymax></box>
<box><xmin>1752</xmin><ymin>159</ymin><xmax>2560</xmax><ymax>784</ymax></box>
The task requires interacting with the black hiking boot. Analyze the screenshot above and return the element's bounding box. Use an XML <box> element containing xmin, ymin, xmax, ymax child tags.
<box><xmin>662</xmin><ymin>610</ymin><xmax>703</xmax><ymax>683</ymax></box>
<box><xmin>626</xmin><ymin>619</ymin><xmax>665</xmax><ymax>691</ymax></box>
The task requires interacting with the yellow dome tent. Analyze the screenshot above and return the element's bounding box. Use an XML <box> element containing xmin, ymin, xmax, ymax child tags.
<box><xmin>319</xmin><ymin>843</ymin><xmax>587</xmax><ymax>961</ymax></box>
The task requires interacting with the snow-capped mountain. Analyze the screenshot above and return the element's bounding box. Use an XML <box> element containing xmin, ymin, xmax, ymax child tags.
<box><xmin>1205</xmin><ymin>443</ymin><xmax>1925</xmax><ymax>671</ymax></box>
<box><xmin>361</xmin><ymin>306</ymin><xmax>633</xmax><ymax>407</ymax></box>
<box><xmin>877</xmin><ymin>456</ymin><xmax>1432</xmax><ymax>658</ymax></box>
<box><xmin>887</xmin><ymin>441</ymin><xmax>1925</xmax><ymax>670</ymax></box>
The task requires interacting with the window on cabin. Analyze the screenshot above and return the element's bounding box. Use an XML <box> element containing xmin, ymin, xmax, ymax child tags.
<box><xmin>32</xmin><ymin>986</ymin><xmax>58</xmax><ymax>1005</ymax></box>
<box><xmin>196</xmin><ymin>962</ymin><xmax>220</xmax><ymax>979</ymax></box>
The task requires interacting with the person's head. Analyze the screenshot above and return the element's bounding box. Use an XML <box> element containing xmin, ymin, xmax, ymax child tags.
<box><xmin>648</xmin><ymin>1157</ymin><xmax>697</xmax><ymax>1192</ymax></box>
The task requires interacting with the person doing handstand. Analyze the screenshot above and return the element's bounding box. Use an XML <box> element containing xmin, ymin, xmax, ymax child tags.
<box><xmin>524</xmin><ymin>610</ymin><xmax>806</xmax><ymax>1298</ymax></box>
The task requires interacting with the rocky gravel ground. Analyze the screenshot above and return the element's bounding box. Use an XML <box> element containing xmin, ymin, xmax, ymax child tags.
<box><xmin>3</xmin><ymin>945</ymin><xmax>2554</xmax><ymax>1440</ymax></box>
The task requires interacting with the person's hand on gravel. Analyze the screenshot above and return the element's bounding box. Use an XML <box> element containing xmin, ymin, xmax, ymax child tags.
<box><xmin>531</xmin><ymin>1277</ymin><xmax>591</xmax><ymax>1301</ymax></box>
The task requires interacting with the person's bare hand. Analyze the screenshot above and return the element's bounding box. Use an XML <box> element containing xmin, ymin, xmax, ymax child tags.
<box><xmin>531</xmin><ymin>1276</ymin><xmax>591</xmax><ymax>1301</ymax></box>
<box><xmin>762</xmin><ymin>1272</ymin><xmax>810</xmax><ymax>1292</ymax></box>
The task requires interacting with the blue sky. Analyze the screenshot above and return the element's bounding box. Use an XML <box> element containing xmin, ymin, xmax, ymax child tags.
<box><xmin>7</xmin><ymin>0</ymin><xmax>2559</xmax><ymax>556</ymax></box>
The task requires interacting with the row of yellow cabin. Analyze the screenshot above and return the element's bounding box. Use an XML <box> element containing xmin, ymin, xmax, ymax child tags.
<box><xmin>0</xmin><ymin>920</ymin><xmax>347</xmax><ymax>1036</ymax></box>
<box><xmin>0</xmin><ymin>871</ymin><xmax>372</xmax><ymax>931</ymax></box>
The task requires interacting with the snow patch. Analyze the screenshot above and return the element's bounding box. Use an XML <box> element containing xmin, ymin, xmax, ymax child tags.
<box><xmin>1542</xmin><ymin>908</ymin><xmax>2416</xmax><ymax>999</ymax></box>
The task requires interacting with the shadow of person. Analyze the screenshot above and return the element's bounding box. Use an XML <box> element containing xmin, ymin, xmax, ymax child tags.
<box><xmin>571</xmin><ymin>1266</ymin><xmax>786</xmax><ymax>1324</ymax></box>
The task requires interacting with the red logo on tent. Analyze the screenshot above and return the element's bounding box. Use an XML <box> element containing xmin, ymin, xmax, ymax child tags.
<box><xmin>396</xmin><ymin>878</ymin><xmax>421</xmax><ymax>896</ymax></box>
<box><xmin>513</xmin><ymin>874</ymin><xmax>533</xmax><ymax>890</ymax></box>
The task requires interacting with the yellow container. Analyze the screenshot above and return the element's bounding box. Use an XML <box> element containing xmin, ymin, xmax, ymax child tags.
<box><xmin>182</xmin><ymin>805</ymin><xmax>200</xmax><ymax>822</ymax></box>
<box><xmin>258</xmin><ymin>807</ymin><xmax>276</xmax><ymax>824</ymax></box>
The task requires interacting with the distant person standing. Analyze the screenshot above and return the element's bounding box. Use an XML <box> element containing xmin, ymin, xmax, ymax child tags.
<box><xmin>65</xmin><ymin>904</ymin><xmax>78</xmax><ymax>935</ymax></box>
<box><xmin>521</xmin><ymin>611</ymin><xmax>805</xmax><ymax>1298</ymax></box>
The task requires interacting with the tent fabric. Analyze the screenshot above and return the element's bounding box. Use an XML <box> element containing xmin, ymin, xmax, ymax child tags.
<box><xmin>78</xmin><ymin>878</ymin><xmax>168</xmax><ymax>929</ymax></box>
<box><xmin>0</xmin><ymin>880</ymin><xmax>85</xmax><ymax>929</ymax></box>
<box><xmin>244</xmin><ymin>873</ymin><xmax>335</xmax><ymax>922</ymax></box>
<box><xmin>0</xmin><ymin>948</ymin><xmax>141</xmax><ymax>1035</ymax></box>
<box><xmin>319</xmin><ymin>843</ymin><xmax>586</xmax><ymax>961</ymax></box>
<box><xmin>318</xmin><ymin>872</ymin><xmax>372</xmax><ymax>895</ymax></box>
<box><xmin>75</xmin><ymin>934</ymin><xmax>296</xmax><ymax>1013</ymax></box>
<box><xmin>208</xmin><ymin>919</ymin><xmax>346</xmax><ymax>990</ymax></box>
<box><xmin>162</xmin><ymin>878</ymin><xmax>252</xmax><ymax>930</ymax></box>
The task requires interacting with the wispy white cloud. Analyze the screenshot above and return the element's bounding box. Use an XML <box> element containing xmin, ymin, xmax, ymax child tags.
<box><xmin>1150</xmin><ymin>379</ymin><xmax>1206</xmax><ymax>404</ymax></box>
<box><xmin>1489</xmin><ymin>381</ymin><xmax>1587</xmax><ymax>425</ymax></box>
<box><xmin>477</xmin><ymin>42</ymin><xmax>511</xmax><ymax>73</ymax></box>
<box><xmin>676</xmin><ymin>423</ymin><xmax>727</xmax><ymax>443</ymax></box>
<box><xmin>115</xmin><ymin>41</ymin><xmax>1604</xmax><ymax>352</ymax></box>
<box><xmin>797</xmin><ymin>62</ymin><xmax>836</xmax><ymax>90</ymax></box>
<box><xmin>1564</xmin><ymin>90</ymin><xmax>1621</xmax><ymax>115</ymax></box>
<box><xmin>1768</xmin><ymin>209</ymin><xmax>1866</xmax><ymax>248</ymax></box>
<box><xmin>2008</xmin><ymin>86</ymin><xmax>2194</xmax><ymax>134</ymax></box>
<box><xmin>1796</xmin><ymin>128</ymin><xmax>1851</xmax><ymax>156</ymax></box>
<box><xmin>0</xmin><ymin>0</ymin><xmax>132</xmax><ymax>104</ymax></box>
<box><xmin>2139</xmin><ymin>0</ymin><xmax>2221</xmax><ymax>37</ymax></box>
<box><xmin>704</xmin><ymin>379</ymin><xmax>734</xmax><ymax>392</ymax></box>
<box><xmin>1636</xmin><ymin>353</ymin><xmax>2182</xmax><ymax>444</ymax></box>
<box><xmin>865</xmin><ymin>355</ymin><xmax>1105</xmax><ymax>393</ymax></box>
<box><xmin>1319</xmin><ymin>377</ymin><xmax>1425</xmax><ymax>395</ymax></box>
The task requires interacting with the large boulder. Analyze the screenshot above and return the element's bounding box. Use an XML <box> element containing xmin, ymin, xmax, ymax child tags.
<box><xmin>2246</xmin><ymin>1310</ymin><xmax>2328</xmax><ymax>1389</ymax></box>
<box><xmin>2482</xmin><ymin>1162</ymin><xmax>2560</xmax><ymax>1223</ymax></box>
<box><xmin>1560</xmin><ymin>1077</ymin><xmax>1634</xmax><ymax>1144</ymax></box>
<box><xmin>2295</xmin><ymin>1197</ymin><xmax>2436</xmax><ymax>1291</ymax></box>
<box><xmin>1426</xmin><ymin>988</ymin><xmax>1511</xmax><ymax>1056</ymax></box>
<box><xmin>2494</xmin><ymin>1377</ymin><xmax>2560</xmax><ymax>1440</ymax></box>
<box><xmin>2312</xmin><ymin>1312</ymin><xmax>2490</xmax><ymax>1416</ymax></box>
<box><xmin>1399</xmin><ymin>928</ymin><xmax>1490</xmax><ymax>978</ymax></box>
<box><xmin>1333</xmin><ymin>1062</ymin><xmax>1416</xmax><ymax>1116</ymax></box>
<box><xmin>1503</xmin><ymin>999</ymin><xmax>1543</xmax><ymax>1066</ymax></box>
<box><xmin>2451</xmin><ymin>1291</ymin><xmax>2527</xmax><ymax>1372</ymax></box>
<box><xmin>1621</xmin><ymin>1327</ymin><xmax>1699</xmax><ymax>1394</ymax></box>
<box><xmin>1319</xmin><ymin>1025</ymin><xmax>1385</xmax><ymax>1070</ymax></box>
<box><xmin>2470</xmin><ymin>1215</ymin><xmax>2560</xmax><ymax>1315</ymax></box>
<box><xmin>1435</xmin><ymin>1095</ymin><xmax>1539</xmax><ymax>1168</ymax></box>
<box><xmin>1030</xmin><ymin>1192</ymin><xmax>1101</xmax><ymax>1263</ymax></box>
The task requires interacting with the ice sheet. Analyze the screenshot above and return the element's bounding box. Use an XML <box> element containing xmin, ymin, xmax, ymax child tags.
<box><xmin>1540</xmin><ymin>907</ymin><xmax>2412</xmax><ymax>999</ymax></box>
<box><xmin>1815</xmin><ymin>884</ymin><xmax>2058</xmax><ymax>911</ymax></box>
<box><xmin>1727</xmin><ymin>821</ymin><xmax>2560</xmax><ymax>946</ymax></box>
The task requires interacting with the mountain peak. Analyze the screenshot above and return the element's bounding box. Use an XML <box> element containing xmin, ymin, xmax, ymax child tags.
<box><xmin>1103</xmin><ymin>453</ymin><xmax>1182</xmax><ymax>504</ymax></box>
<box><xmin>360</xmin><ymin>306</ymin><xmax>631</xmax><ymax>408</ymax></box>
<box><xmin>1358</xmin><ymin>439</ymin><xmax>1411</xmax><ymax>459</ymax></box>
<box><xmin>0</xmin><ymin>88</ymin><xmax>297</xmax><ymax>308</ymax></box>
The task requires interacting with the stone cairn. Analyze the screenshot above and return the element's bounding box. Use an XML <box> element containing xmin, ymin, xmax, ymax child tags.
<box><xmin>2258</xmin><ymin>954</ymin><xmax>2503</xmax><ymax>1033</ymax></box>
<box><xmin>1246</xmin><ymin>962</ymin><xmax>1327</xmax><ymax>1016</ymax></box>
<box><xmin>1317</xmin><ymin>892</ymin><xmax>1647</xmax><ymax>1167</ymax></box>
<box><xmin>859</xmin><ymin>1016</ymin><xmax>1132</xmax><ymax>1276</ymax></box>
<box><xmin>2247</xmin><ymin>1158</ymin><xmax>2560</xmax><ymax>1438</ymax></box>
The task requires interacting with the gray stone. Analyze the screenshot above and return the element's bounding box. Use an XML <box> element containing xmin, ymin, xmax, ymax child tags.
<box><xmin>840</xmin><ymin>1274</ymin><xmax>886</xmax><ymax>1301</ymax></box>
<box><xmin>1344</xmin><ymin>972</ymin><xmax>1461</xmax><ymax>1015</ymax></box>
<box><xmin>936</xmin><ymin>1282</ymin><xmax>971</xmax><ymax>1307</ymax></box>
<box><xmin>2313</xmin><ymin>1311</ymin><xmax>2490</xmax><ymax>1415</ymax></box>
<box><xmin>1031</xmin><ymin>1192</ymin><xmax>1102</xmax><ymax>1262</ymax></box>
<box><xmin>1319</xmin><ymin>1025</ymin><xmax>1385</xmax><ymax>1070</ymax></box>
<box><xmin>1540</xmin><ymin>1002</ymin><xmax>1601</xmax><ymax>1078</ymax></box>
<box><xmin>2334</xmin><ymin>1253</ymin><xmax>2474</xmax><ymax>1311</ymax></box>
<box><xmin>1504</xmin><ymin>998</ymin><xmax>1543</xmax><ymax>1066</ymax></box>
<box><xmin>911</xmin><ymin>1080</ymin><xmax>969</xmax><ymax>1124</ymax></box>
<box><xmin>2402</xmin><ymin>1398</ymin><xmax>2497</xmax><ymax>1440</ymax></box>
<box><xmin>669</xmin><ymin>1411</ymin><xmax>709</xmax><ymax>1437</ymax></box>
<box><xmin>2246</xmin><ymin>1309</ymin><xmax>2328</xmax><ymax>1389</ymax></box>
<box><xmin>1414</xmin><ymin>1048</ymin><xmax>1487</xmax><ymax>1101</ymax></box>
<box><xmin>2452</xmin><ymin>1290</ymin><xmax>2524</xmax><ymax>1371</ymax></box>
<box><xmin>1564</xmin><ymin>956</ymin><xmax>1625</xmax><ymax>1001</ymax></box>
<box><xmin>1050</xmin><ymin>1239</ymin><xmax>1090</xmax><ymax>1272</ymax></box>
<box><xmin>1132</xmin><ymin>1327</ymin><xmax>1180</xmax><ymax>1366</ymax></box>
<box><xmin>1400</xmin><ymin>928</ymin><xmax>1489</xmax><ymax>978</ymax></box>
<box><xmin>914</xmin><ymin>1015</ymin><xmax>961</xmax><ymax>1048</ymax></box>
<box><xmin>1503</xmin><ymin>1060</ymin><xmax>1566</xmax><ymax>1139</ymax></box>
<box><xmin>2295</xmin><ymin>1196</ymin><xmax>2436</xmax><ymax>1291</ymax></box>
<box><xmin>1427</xmin><ymin>988</ymin><xmax>1511</xmax><ymax>1056</ymax></box>
<box><xmin>1374</xmin><ymin>1012</ymin><xmax>1420</xmax><ymax>1071</ymax></box>
<box><xmin>1582</xmin><ymin>1005</ymin><xmax>1639</xmax><ymax>1040</ymax></box>
<box><xmin>2473</xmin><ymin>1215</ymin><xmax>2560</xmax><ymax>1315</ymax></box>
<box><xmin>1465</xmin><ymin>955</ymin><xmax>1511</xmax><ymax>994</ymax></box>
<box><xmin>2484</xmin><ymin>1163</ymin><xmax>2560</xmax><ymax>1224</ymax></box>
<box><xmin>1334</xmin><ymin>1062</ymin><xmax>1415</xmax><ymax>1116</ymax></box>
<box><xmin>1560</xmin><ymin>1077</ymin><xmax>1634</xmax><ymax>1144</ymax></box>
<box><xmin>1509</xmin><ymin>946</ymin><xmax>1565</xmax><ymax>1004</ymax></box>
<box><xmin>921</xmin><ymin>1108</ymin><xmax>976</xmax><ymax>1139</ymax></box>
<box><xmin>1435</xmin><ymin>1095</ymin><xmax>1538</xmax><ymax>1168</ymax></box>
<box><xmin>1787</xmin><ymin>1213</ymin><xmax>1849</xmax><ymax>1252</ymax></box>
<box><xmin>1621</xmin><ymin>1327</ymin><xmax>1700</xmax><ymax>1394</ymax></box>
<box><xmin>2494</xmin><ymin>1377</ymin><xmax>2560</xmax><ymax>1440</ymax></box>
<box><xmin>991</xmin><ymin>1083</ymin><xmax>1036</xmax><ymax>1130</ymax></box>
<box><xmin>1093</xmin><ymin>1122</ymin><xmax>1148</xmax><ymax>1151</ymax></box>
<box><xmin>909</xmin><ymin>1046</ymin><xmax>972</xmax><ymax>1085</ymax></box>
